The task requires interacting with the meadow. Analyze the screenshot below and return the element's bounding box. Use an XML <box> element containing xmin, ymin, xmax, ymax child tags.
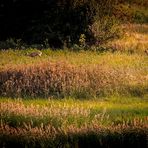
<box><xmin>0</xmin><ymin>23</ymin><xmax>148</xmax><ymax>148</ymax></box>
<box><xmin>0</xmin><ymin>97</ymin><xmax>148</xmax><ymax>147</ymax></box>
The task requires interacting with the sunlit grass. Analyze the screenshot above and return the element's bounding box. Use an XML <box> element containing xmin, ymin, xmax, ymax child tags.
<box><xmin>0</xmin><ymin>49</ymin><xmax>148</xmax><ymax>69</ymax></box>
<box><xmin>0</xmin><ymin>97</ymin><xmax>147</xmax><ymax>128</ymax></box>
<box><xmin>107</xmin><ymin>24</ymin><xmax>148</xmax><ymax>54</ymax></box>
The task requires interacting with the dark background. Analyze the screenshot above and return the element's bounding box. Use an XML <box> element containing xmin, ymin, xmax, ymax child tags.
<box><xmin>0</xmin><ymin>0</ymin><xmax>97</xmax><ymax>48</ymax></box>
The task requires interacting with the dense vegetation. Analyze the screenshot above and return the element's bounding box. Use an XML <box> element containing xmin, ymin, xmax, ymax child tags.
<box><xmin>0</xmin><ymin>0</ymin><xmax>148</xmax><ymax>147</ymax></box>
<box><xmin>0</xmin><ymin>0</ymin><xmax>117</xmax><ymax>48</ymax></box>
<box><xmin>0</xmin><ymin>0</ymin><xmax>147</xmax><ymax>48</ymax></box>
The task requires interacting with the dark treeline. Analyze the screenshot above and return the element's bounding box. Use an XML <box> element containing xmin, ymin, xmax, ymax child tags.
<box><xmin>0</xmin><ymin>0</ymin><xmax>119</xmax><ymax>48</ymax></box>
<box><xmin>0</xmin><ymin>0</ymin><xmax>147</xmax><ymax>49</ymax></box>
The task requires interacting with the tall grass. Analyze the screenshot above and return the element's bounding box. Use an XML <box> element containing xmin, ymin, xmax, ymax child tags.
<box><xmin>106</xmin><ymin>24</ymin><xmax>148</xmax><ymax>54</ymax></box>
<box><xmin>0</xmin><ymin>98</ymin><xmax>147</xmax><ymax>127</ymax></box>
<box><xmin>0</xmin><ymin>121</ymin><xmax>147</xmax><ymax>148</ymax></box>
<box><xmin>0</xmin><ymin>59</ymin><xmax>147</xmax><ymax>98</ymax></box>
<box><xmin>0</xmin><ymin>98</ymin><xmax>148</xmax><ymax>148</ymax></box>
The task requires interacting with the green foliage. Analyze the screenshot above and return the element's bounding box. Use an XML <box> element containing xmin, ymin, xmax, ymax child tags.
<box><xmin>0</xmin><ymin>38</ymin><xmax>26</xmax><ymax>49</ymax></box>
<box><xmin>90</xmin><ymin>16</ymin><xmax>122</xmax><ymax>47</ymax></box>
<box><xmin>113</xmin><ymin>1</ymin><xmax>148</xmax><ymax>23</ymax></box>
<box><xmin>79</xmin><ymin>34</ymin><xmax>86</xmax><ymax>48</ymax></box>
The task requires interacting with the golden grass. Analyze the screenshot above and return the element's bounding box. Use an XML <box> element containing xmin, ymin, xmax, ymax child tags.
<box><xmin>106</xmin><ymin>24</ymin><xmax>148</xmax><ymax>54</ymax></box>
<box><xmin>0</xmin><ymin>119</ymin><xmax>147</xmax><ymax>137</ymax></box>
<box><xmin>0</xmin><ymin>60</ymin><xmax>147</xmax><ymax>98</ymax></box>
<box><xmin>0</xmin><ymin>98</ymin><xmax>148</xmax><ymax>127</ymax></box>
<box><xmin>0</xmin><ymin>99</ymin><xmax>147</xmax><ymax>148</ymax></box>
<box><xmin>0</xmin><ymin>49</ymin><xmax>147</xmax><ymax>69</ymax></box>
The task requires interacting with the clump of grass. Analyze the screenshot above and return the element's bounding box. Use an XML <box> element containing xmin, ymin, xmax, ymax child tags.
<box><xmin>0</xmin><ymin>60</ymin><xmax>147</xmax><ymax>98</ymax></box>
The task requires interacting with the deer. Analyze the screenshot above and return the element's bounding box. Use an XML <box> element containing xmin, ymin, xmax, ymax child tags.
<box><xmin>26</xmin><ymin>51</ymin><xmax>42</xmax><ymax>57</ymax></box>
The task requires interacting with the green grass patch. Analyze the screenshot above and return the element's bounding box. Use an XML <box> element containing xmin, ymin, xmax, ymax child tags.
<box><xmin>0</xmin><ymin>97</ymin><xmax>147</xmax><ymax>128</ymax></box>
<box><xmin>0</xmin><ymin>97</ymin><xmax>147</xmax><ymax>148</ymax></box>
<box><xmin>0</xmin><ymin>49</ymin><xmax>148</xmax><ymax>69</ymax></box>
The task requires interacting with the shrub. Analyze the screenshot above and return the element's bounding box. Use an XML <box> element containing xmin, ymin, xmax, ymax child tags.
<box><xmin>90</xmin><ymin>16</ymin><xmax>121</xmax><ymax>47</ymax></box>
